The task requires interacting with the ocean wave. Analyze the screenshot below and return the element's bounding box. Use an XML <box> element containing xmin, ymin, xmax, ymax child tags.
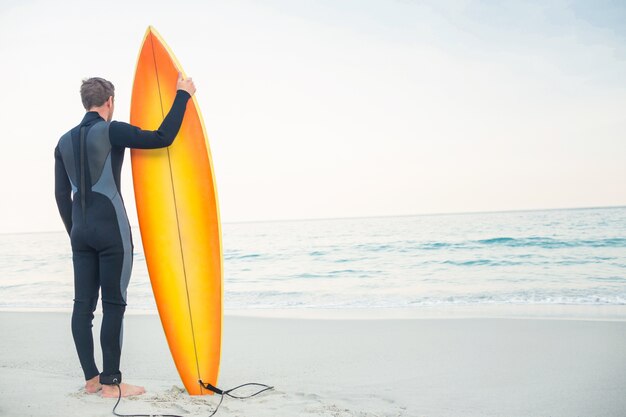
<box><xmin>224</xmin><ymin>252</ymin><xmax>265</xmax><ymax>260</ymax></box>
<box><xmin>476</xmin><ymin>236</ymin><xmax>626</xmax><ymax>249</ymax></box>
<box><xmin>589</xmin><ymin>276</ymin><xmax>626</xmax><ymax>283</ymax></box>
<box><xmin>221</xmin><ymin>292</ymin><xmax>626</xmax><ymax>310</ymax></box>
<box><xmin>292</xmin><ymin>269</ymin><xmax>378</xmax><ymax>279</ymax></box>
<box><xmin>404</xmin><ymin>294</ymin><xmax>626</xmax><ymax>306</ymax></box>
<box><xmin>346</xmin><ymin>236</ymin><xmax>626</xmax><ymax>254</ymax></box>
<box><xmin>418</xmin><ymin>242</ymin><xmax>454</xmax><ymax>250</ymax></box>
<box><xmin>430</xmin><ymin>258</ymin><xmax>612</xmax><ymax>267</ymax></box>
<box><xmin>353</xmin><ymin>243</ymin><xmax>396</xmax><ymax>252</ymax></box>
<box><xmin>440</xmin><ymin>259</ymin><xmax>525</xmax><ymax>267</ymax></box>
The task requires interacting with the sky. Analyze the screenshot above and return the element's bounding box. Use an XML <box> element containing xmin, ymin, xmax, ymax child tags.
<box><xmin>0</xmin><ymin>0</ymin><xmax>624</xmax><ymax>233</ymax></box>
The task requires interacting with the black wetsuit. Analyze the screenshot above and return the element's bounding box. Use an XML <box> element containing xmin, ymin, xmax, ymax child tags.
<box><xmin>54</xmin><ymin>90</ymin><xmax>191</xmax><ymax>385</ymax></box>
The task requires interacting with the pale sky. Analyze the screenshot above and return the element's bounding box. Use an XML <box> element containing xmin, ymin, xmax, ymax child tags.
<box><xmin>0</xmin><ymin>0</ymin><xmax>624</xmax><ymax>233</ymax></box>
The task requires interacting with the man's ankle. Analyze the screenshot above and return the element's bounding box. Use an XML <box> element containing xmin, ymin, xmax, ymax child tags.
<box><xmin>99</xmin><ymin>372</ymin><xmax>122</xmax><ymax>385</ymax></box>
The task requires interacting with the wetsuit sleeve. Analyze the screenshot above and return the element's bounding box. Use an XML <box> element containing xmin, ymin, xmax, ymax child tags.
<box><xmin>54</xmin><ymin>146</ymin><xmax>73</xmax><ymax>235</ymax></box>
<box><xmin>108</xmin><ymin>90</ymin><xmax>192</xmax><ymax>149</ymax></box>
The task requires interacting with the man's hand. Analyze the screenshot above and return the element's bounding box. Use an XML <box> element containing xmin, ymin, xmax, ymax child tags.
<box><xmin>176</xmin><ymin>72</ymin><xmax>196</xmax><ymax>96</ymax></box>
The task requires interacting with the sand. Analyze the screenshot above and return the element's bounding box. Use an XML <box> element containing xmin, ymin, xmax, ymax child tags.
<box><xmin>1</xmin><ymin>311</ymin><xmax>625</xmax><ymax>417</ymax></box>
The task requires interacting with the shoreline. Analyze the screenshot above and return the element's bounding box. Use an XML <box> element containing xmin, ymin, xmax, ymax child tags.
<box><xmin>225</xmin><ymin>304</ymin><xmax>626</xmax><ymax>321</ymax></box>
<box><xmin>2</xmin><ymin>303</ymin><xmax>626</xmax><ymax>321</ymax></box>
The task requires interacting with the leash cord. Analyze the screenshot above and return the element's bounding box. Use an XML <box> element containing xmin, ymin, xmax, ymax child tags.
<box><xmin>111</xmin><ymin>380</ymin><xmax>273</xmax><ymax>417</ymax></box>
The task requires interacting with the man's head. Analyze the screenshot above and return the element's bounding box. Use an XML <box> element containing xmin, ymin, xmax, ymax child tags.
<box><xmin>81</xmin><ymin>77</ymin><xmax>115</xmax><ymax>121</ymax></box>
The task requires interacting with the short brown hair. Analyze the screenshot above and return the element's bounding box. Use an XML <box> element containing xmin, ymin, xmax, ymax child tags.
<box><xmin>80</xmin><ymin>77</ymin><xmax>115</xmax><ymax>110</ymax></box>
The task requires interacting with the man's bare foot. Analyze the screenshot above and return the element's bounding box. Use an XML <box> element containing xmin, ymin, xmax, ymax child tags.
<box><xmin>85</xmin><ymin>376</ymin><xmax>102</xmax><ymax>394</ymax></box>
<box><xmin>101</xmin><ymin>383</ymin><xmax>146</xmax><ymax>398</ymax></box>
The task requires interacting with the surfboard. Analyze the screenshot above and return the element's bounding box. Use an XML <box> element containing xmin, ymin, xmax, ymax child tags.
<box><xmin>129</xmin><ymin>26</ymin><xmax>222</xmax><ymax>396</ymax></box>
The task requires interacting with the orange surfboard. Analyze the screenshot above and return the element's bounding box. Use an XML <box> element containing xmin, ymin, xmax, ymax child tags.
<box><xmin>130</xmin><ymin>26</ymin><xmax>222</xmax><ymax>395</ymax></box>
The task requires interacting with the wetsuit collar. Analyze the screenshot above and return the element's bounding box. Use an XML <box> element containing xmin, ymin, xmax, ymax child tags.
<box><xmin>81</xmin><ymin>111</ymin><xmax>105</xmax><ymax>125</ymax></box>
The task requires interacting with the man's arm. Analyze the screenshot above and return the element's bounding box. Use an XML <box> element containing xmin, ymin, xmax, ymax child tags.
<box><xmin>109</xmin><ymin>73</ymin><xmax>196</xmax><ymax>149</ymax></box>
<box><xmin>54</xmin><ymin>146</ymin><xmax>73</xmax><ymax>236</ymax></box>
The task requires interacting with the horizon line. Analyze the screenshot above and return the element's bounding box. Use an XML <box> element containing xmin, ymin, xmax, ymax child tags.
<box><xmin>224</xmin><ymin>204</ymin><xmax>626</xmax><ymax>225</ymax></box>
<box><xmin>3</xmin><ymin>204</ymin><xmax>625</xmax><ymax>235</ymax></box>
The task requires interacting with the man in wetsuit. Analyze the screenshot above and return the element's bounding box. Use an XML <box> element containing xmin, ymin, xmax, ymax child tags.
<box><xmin>54</xmin><ymin>74</ymin><xmax>196</xmax><ymax>397</ymax></box>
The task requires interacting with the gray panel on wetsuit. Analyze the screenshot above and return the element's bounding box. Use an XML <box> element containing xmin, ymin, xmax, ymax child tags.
<box><xmin>91</xmin><ymin>141</ymin><xmax>133</xmax><ymax>304</ymax></box>
<box><xmin>86</xmin><ymin>121</ymin><xmax>112</xmax><ymax>185</ymax></box>
<box><xmin>58</xmin><ymin>131</ymin><xmax>78</xmax><ymax>193</ymax></box>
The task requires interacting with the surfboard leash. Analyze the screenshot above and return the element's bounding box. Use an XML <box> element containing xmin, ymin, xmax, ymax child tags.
<box><xmin>110</xmin><ymin>380</ymin><xmax>274</xmax><ymax>417</ymax></box>
<box><xmin>198</xmin><ymin>380</ymin><xmax>274</xmax><ymax>416</ymax></box>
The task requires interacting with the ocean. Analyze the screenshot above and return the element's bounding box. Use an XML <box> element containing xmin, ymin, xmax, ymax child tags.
<box><xmin>1</xmin><ymin>207</ymin><xmax>625</xmax><ymax>317</ymax></box>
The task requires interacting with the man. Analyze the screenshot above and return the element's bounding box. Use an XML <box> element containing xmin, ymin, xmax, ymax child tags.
<box><xmin>54</xmin><ymin>74</ymin><xmax>196</xmax><ymax>397</ymax></box>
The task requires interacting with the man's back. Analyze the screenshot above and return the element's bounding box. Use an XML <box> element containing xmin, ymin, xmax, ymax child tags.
<box><xmin>54</xmin><ymin>89</ymin><xmax>191</xmax><ymax>237</ymax></box>
<box><xmin>57</xmin><ymin>116</ymin><xmax>127</xmax><ymax>247</ymax></box>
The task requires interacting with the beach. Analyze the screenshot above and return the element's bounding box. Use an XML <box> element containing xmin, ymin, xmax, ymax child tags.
<box><xmin>1</xmin><ymin>311</ymin><xmax>625</xmax><ymax>417</ymax></box>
